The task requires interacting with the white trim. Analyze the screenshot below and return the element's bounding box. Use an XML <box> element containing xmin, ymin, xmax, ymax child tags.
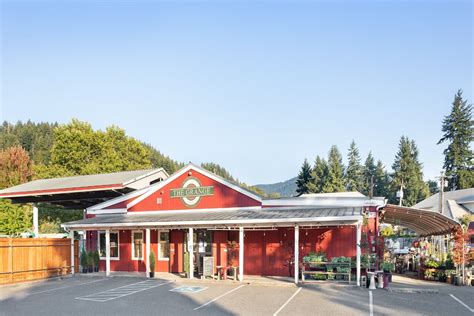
<box><xmin>122</xmin><ymin>168</ymin><xmax>169</xmax><ymax>186</ymax></box>
<box><xmin>98</xmin><ymin>231</ymin><xmax>120</xmax><ymax>260</ymax></box>
<box><xmin>126</xmin><ymin>163</ymin><xmax>262</xmax><ymax>209</ymax></box>
<box><xmin>294</xmin><ymin>225</ymin><xmax>299</xmax><ymax>284</ymax></box>
<box><xmin>88</xmin><ymin>208</ymin><xmax>128</xmax><ymax>215</ymax></box>
<box><xmin>131</xmin><ymin>230</ymin><xmax>144</xmax><ymax>260</ymax></box>
<box><xmin>239</xmin><ymin>227</ymin><xmax>244</xmax><ymax>282</ymax></box>
<box><xmin>188</xmin><ymin>227</ymin><xmax>194</xmax><ymax>279</ymax></box>
<box><xmin>64</xmin><ymin>215</ymin><xmax>363</xmax><ymax>230</ymax></box>
<box><xmin>126</xmin><ymin>206</ymin><xmax>261</xmax><ymax>216</ymax></box>
<box><xmin>158</xmin><ymin>230</ymin><xmax>170</xmax><ymax>261</ymax></box>
<box><xmin>146</xmin><ymin>228</ymin><xmax>151</xmax><ymax>278</ymax></box>
<box><xmin>87</xmin><ymin>186</ymin><xmax>153</xmax><ymax>212</ymax></box>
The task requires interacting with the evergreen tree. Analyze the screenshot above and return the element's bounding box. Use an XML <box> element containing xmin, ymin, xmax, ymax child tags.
<box><xmin>437</xmin><ymin>90</ymin><xmax>474</xmax><ymax>190</ymax></box>
<box><xmin>426</xmin><ymin>180</ymin><xmax>439</xmax><ymax>195</ymax></box>
<box><xmin>322</xmin><ymin>146</ymin><xmax>345</xmax><ymax>193</ymax></box>
<box><xmin>345</xmin><ymin>140</ymin><xmax>363</xmax><ymax>192</ymax></box>
<box><xmin>391</xmin><ymin>136</ymin><xmax>429</xmax><ymax>206</ymax></box>
<box><xmin>373</xmin><ymin>160</ymin><xmax>390</xmax><ymax>197</ymax></box>
<box><xmin>362</xmin><ymin>152</ymin><xmax>376</xmax><ymax>196</ymax></box>
<box><xmin>296</xmin><ymin>159</ymin><xmax>313</xmax><ymax>195</ymax></box>
<box><xmin>308</xmin><ymin>156</ymin><xmax>328</xmax><ymax>193</ymax></box>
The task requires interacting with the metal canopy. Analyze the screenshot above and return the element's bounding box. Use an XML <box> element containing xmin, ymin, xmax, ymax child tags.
<box><xmin>380</xmin><ymin>204</ymin><xmax>461</xmax><ymax>236</ymax></box>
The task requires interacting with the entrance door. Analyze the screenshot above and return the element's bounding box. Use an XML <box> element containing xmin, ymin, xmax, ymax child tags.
<box><xmin>184</xmin><ymin>229</ymin><xmax>213</xmax><ymax>276</ymax></box>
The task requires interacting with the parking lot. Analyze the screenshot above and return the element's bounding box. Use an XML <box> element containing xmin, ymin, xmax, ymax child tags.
<box><xmin>0</xmin><ymin>275</ymin><xmax>473</xmax><ymax>316</ymax></box>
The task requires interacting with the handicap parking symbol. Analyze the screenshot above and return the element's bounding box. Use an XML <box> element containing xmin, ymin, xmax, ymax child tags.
<box><xmin>170</xmin><ymin>286</ymin><xmax>208</xmax><ymax>293</ymax></box>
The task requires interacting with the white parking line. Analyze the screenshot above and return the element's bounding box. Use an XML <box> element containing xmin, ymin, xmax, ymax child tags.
<box><xmin>450</xmin><ymin>294</ymin><xmax>474</xmax><ymax>313</ymax></box>
<box><xmin>27</xmin><ymin>279</ymin><xmax>107</xmax><ymax>295</ymax></box>
<box><xmin>273</xmin><ymin>287</ymin><xmax>302</xmax><ymax>316</ymax></box>
<box><xmin>75</xmin><ymin>280</ymin><xmax>173</xmax><ymax>302</ymax></box>
<box><xmin>369</xmin><ymin>290</ymin><xmax>374</xmax><ymax>316</ymax></box>
<box><xmin>193</xmin><ymin>284</ymin><xmax>245</xmax><ymax>311</ymax></box>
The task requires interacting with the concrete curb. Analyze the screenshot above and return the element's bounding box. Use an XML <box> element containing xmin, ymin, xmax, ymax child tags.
<box><xmin>388</xmin><ymin>287</ymin><xmax>439</xmax><ymax>294</ymax></box>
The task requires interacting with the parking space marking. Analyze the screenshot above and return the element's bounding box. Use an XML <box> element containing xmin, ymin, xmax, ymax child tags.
<box><xmin>369</xmin><ymin>290</ymin><xmax>373</xmax><ymax>316</ymax></box>
<box><xmin>450</xmin><ymin>294</ymin><xmax>474</xmax><ymax>313</ymax></box>
<box><xmin>170</xmin><ymin>286</ymin><xmax>208</xmax><ymax>293</ymax></box>
<box><xmin>272</xmin><ymin>287</ymin><xmax>302</xmax><ymax>316</ymax></box>
<box><xmin>193</xmin><ymin>284</ymin><xmax>245</xmax><ymax>311</ymax></box>
<box><xmin>75</xmin><ymin>280</ymin><xmax>173</xmax><ymax>302</ymax></box>
<box><xmin>27</xmin><ymin>278</ymin><xmax>107</xmax><ymax>296</ymax></box>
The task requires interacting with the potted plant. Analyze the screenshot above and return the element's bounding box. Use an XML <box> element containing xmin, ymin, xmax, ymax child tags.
<box><xmin>227</xmin><ymin>240</ymin><xmax>238</xmax><ymax>277</ymax></box>
<box><xmin>381</xmin><ymin>262</ymin><xmax>395</xmax><ymax>284</ymax></box>
<box><xmin>93</xmin><ymin>250</ymin><xmax>100</xmax><ymax>272</ymax></box>
<box><xmin>80</xmin><ymin>248</ymin><xmax>88</xmax><ymax>273</ymax></box>
<box><xmin>87</xmin><ymin>251</ymin><xmax>94</xmax><ymax>273</ymax></box>
<box><xmin>149</xmin><ymin>250</ymin><xmax>156</xmax><ymax>278</ymax></box>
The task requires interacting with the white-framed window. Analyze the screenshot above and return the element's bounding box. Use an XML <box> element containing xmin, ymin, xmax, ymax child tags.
<box><xmin>98</xmin><ymin>231</ymin><xmax>120</xmax><ymax>260</ymax></box>
<box><xmin>131</xmin><ymin>230</ymin><xmax>144</xmax><ymax>260</ymax></box>
<box><xmin>158</xmin><ymin>230</ymin><xmax>170</xmax><ymax>260</ymax></box>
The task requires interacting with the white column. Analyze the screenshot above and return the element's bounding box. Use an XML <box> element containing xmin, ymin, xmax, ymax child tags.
<box><xmin>294</xmin><ymin>225</ymin><xmax>299</xmax><ymax>284</ymax></box>
<box><xmin>239</xmin><ymin>227</ymin><xmax>244</xmax><ymax>282</ymax></box>
<box><xmin>146</xmin><ymin>228</ymin><xmax>151</xmax><ymax>278</ymax></box>
<box><xmin>33</xmin><ymin>206</ymin><xmax>39</xmax><ymax>238</ymax></box>
<box><xmin>105</xmin><ymin>229</ymin><xmax>110</xmax><ymax>277</ymax></box>
<box><xmin>188</xmin><ymin>227</ymin><xmax>194</xmax><ymax>279</ymax></box>
<box><xmin>356</xmin><ymin>221</ymin><xmax>362</xmax><ymax>286</ymax></box>
<box><xmin>69</xmin><ymin>230</ymin><xmax>75</xmax><ymax>275</ymax></box>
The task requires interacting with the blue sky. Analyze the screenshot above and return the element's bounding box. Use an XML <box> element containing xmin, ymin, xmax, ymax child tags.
<box><xmin>1</xmin><ymin>0</ymin><xmax>472</xmax><ymax>184</ymax></box>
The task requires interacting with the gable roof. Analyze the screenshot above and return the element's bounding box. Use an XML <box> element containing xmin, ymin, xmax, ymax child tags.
<box><xmin>87</xmin><ymin>163</ymin><xmax>262</xmax><ymax>213</ymax></box>
<box><xmin>413</xmin><ymin>188</ymin><xmax>474</xmax><ymax>219</ymax></box>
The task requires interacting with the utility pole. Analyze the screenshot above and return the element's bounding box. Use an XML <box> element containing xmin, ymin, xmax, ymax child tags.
<box><xmin>397</xmin><ymin>180</ymin><xmax>404</xmax><ymax>206</ymax></box>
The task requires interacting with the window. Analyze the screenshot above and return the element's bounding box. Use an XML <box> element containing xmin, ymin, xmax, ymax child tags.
<box><xmin>98</xmin><ymin>231</ymin><xmax>119</xmax><ymax>259</ymax></box>
<box><xmin>158</xmin><ymin>231</ymin><xmax>170</xmax><ymax>260</ymax></box>
<box><xmin>132</xmin><ymin>231</ymin><xmax>144</xmax><ymax>260</ymax></box>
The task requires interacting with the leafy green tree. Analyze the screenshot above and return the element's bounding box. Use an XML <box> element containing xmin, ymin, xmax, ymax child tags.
<box><xmin>437</xmin><ymin>90</ymin><xmax>474</xmax><ymax>190</ymax></box>
<box><xmin>296</xmin><ymin>159</ymin><xmax>313</xmax><ymax>195</ymax></box>
<box><xmin>391</xmin><ymin>136</ymin><xmax>429</xmax><ymax>206</ymax></box>
<box><xmin>308</xmin><ymin>156</ymin><xmax>328</xmax><ymax>193</ymax></box>
<box><xmin>345</xmin><ymin>140</ymin><xmax>363</xmax><ymax>192</ymax></box>
<box><xmin>322</xmin><ymin>146</ymin><xmax>345</xmax><ymax>193</ymax></box>
<box><xmin>362</xmin><ymin>152</ymin><xmax>376</xmax><ymax>196</ymax></box>
<box><xmin>0</xmin><ymin>145</ymin><xmax>33</xmax><ymax>189</ymax></box>
<box><xmin>0</xmin><ymin>200</ymin><xmax>32</xmax><ymax>236</ymax></box>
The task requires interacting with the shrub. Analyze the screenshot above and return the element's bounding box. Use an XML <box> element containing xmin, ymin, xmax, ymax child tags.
<box><xmin>381</xmin><ymin>262</ymin><xmax>395</xmax><ymax>273</ymax></box>
<box><xmin>149</xmin><ymin>251</ymin><xmax>156</xmax><ymax>273</ymax></box>
<box><xmin>93</xmin><ymin>250</ymin><xmax>100</xmax><ymax>267</ymax></box>
<box><xmin>80</xmin><ymin>248</ymin><xmax>88</xmax><ymax>268</ymax></box>
<box><xmin>87</xmin><ymin>251</ymin><xmax>94</xmax><ymax>268</ymax></box>
<box><xmin>424</xmin><ymin>259</ymin><xmax>440</xmax><ymax>269</ymax></box>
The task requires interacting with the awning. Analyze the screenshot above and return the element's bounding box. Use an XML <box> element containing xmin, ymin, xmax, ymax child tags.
<box><xmin>380</xmin><ymin>204</ymin><xmax>461</xmax><ymax>236</ymax></box>
<box><xmin>62</xmin><ymin>206</ymin><xmax>363</xmax><ymax>230</ymax></box>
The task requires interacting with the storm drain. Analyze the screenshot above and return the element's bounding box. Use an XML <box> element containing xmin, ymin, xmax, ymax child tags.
<box><xmin>75</xmin><ymin>280</ymin><xmax>173</xmax><ymax>302</ymax></box>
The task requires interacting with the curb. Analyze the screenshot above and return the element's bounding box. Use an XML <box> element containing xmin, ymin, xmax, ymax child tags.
<box><xmin>388</xmin><ymin>287</ymin><xmax>439</xmax><ymax>294</ymax></box>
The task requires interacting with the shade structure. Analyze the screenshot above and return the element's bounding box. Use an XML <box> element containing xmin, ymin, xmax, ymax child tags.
<box><xmin>380</xmin><ymin>204</ymin><xmax>461</xmax><ymax>236</ymax></box>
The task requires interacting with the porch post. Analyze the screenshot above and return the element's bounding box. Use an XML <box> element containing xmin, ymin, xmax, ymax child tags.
<box><xmin>69</xmin><ymin>230</ymin><xmax>75</xmax><ymax>275</ymax></box>
<box><xmin>33</xmin><ymin>205</ymin><xmax>39</xmax><ymax>238</ymax></box>
<box><xmin>239</xmin><ymin>227</ymin><xmax>244</xmax><ymax>282</ymax></box>
<box><xmin>294</xmin><ymin>225</ymin><xmax>299</xmax><ymax>284</ymax></box>
<box><xmin>146</xmin><ymin>228</ymin><xmax>151</xmax><ymax>278</ymax></box>
<box><xmin>188</xmin><ymin>227</ymin><xmax>194</xmax><ymax>279</ymax></box>
<box><xmin>105</xmin><ymin>229</ymin><xmax>110</xmax><ymax>277</ymax></box>
<box><xmin>356</xmin><ymin>221</ymin><xmax>362</xmax><ymax>286</ymax></box>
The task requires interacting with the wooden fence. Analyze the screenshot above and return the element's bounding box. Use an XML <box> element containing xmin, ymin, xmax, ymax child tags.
<box><xmin>0</xmin><ymin>238</ymin><xmax>79</xmax><ymax>285</ymax></box>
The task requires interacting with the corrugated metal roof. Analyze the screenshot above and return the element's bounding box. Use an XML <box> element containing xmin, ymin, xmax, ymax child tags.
<box><xmin>62</xmin><ymin>206</ymin><xmax>363</xmax><ymax>229</ymax></box>
<box><xmin>0</xmin><ymin>169</ymin><xmax>159</xmax><ymax>196</ymax></box>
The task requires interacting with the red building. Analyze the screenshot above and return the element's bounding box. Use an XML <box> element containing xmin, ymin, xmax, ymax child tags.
<box><xmin>61</xmin><ymin>163</ymin><xmax>384</xmax><ymax>284</ymax></box>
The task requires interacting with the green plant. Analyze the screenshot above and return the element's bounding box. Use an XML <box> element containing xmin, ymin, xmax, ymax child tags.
<box><xmin>93</xmin><ymin>250</ymin><xmax>100</xmax><ymax>267</ymax></box>
<box><xmin>149</xmin><ymin>251</ymin><xmax>156</xmax><ymax>273</ymax></box>
<box><xmin>424</xmin><ymin>259</ymin><xmax>440</xmax><ymax>269</ymax></box>
<box><xmin>80</xmin><ymin>248</ymin><xmax>88</xmax><ymax>268</ymax></box>
<box><xmin>331</xmin><ymin>256</ymin><xmax>351</xmax><ymax>264</ymax></box>
<box><xmin>87</xmin><ymin>251</ymin><xmax>94</xmax><ymax>268</ymax></box>
<box><xmin>303</xmin><ymin>252</ymin><xmax>327</xmax><ymax>263</ymax></box>
<box><xmin>381</xmin><ymin>262</ymin><xmax>395</xmax><ymax>273</ymax></box>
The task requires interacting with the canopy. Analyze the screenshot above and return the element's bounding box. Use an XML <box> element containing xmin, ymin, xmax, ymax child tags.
<box><xmin>380</xmin><ymin>204</ymin><xmax>461</xmax><ymax>236</ymax></box>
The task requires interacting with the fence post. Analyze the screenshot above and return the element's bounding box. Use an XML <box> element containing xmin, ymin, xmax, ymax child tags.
<box><xmin>8</xmin><ymin>238</ymin><xmax>13</xmax><ymax>283</ymax></box>
<box><xmin>70</xmin><ymin>231</ymin><xmax>75</xmax><ymax>275</ymax></box>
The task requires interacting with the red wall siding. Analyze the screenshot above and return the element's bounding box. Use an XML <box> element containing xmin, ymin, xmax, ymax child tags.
<box><xmin>170</xmin><ymin>230</ymin><xmax>184</xmax><ymax>273</ymax></box>
<box><xmin>129</xmin><ymin>169</ymin><xmax>261</xmax><ymax>212</ymax></box>
<box><xmin>212</xmin><ymin>231</ymin><xmax>228</xmax><ymax>274</ymax></box>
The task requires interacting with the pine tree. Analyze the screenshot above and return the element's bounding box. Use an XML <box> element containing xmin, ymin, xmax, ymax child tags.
<box><xmin>308</xmin><ymin>156</ymin><xmax>328</xmax><ymax>193</ymax></box>
<box><xmin>345</xmin><ymin>140</ymin><xmax>363</xmax><ymax>192</ymax></box>
<box><xmin>437</xmin><ymin>90</ymin><xmax>474</xmax><ymax>190</ymax></box>
<box><xmin>391</xmin><ymin>136</ymin><xmax>429</xmax><ymax>206</ymax></box>
<box><xmin>362</xmin><ymin>152</ymin><xmax>376</xmax><ymax>196</ymax></box>
<box><xmin>296</xmin><ymin>159</ymin><xmax>313</xmax><ymax>195</ymax></box>
<box><xmin>373</xmin><ymin>160</ymin><xmax>390</xmax><ymax>197</ymax></box>
<box><xmin>323</xmin><ymin>146</ymin><xmax>345</xmax><ymax>193</ymax></box>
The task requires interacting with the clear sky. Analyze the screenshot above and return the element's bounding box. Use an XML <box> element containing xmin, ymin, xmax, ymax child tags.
<box><xmin>1</xmin><ymin>0</ymin><xmax>472</xmax><ymax>185</ymax></box>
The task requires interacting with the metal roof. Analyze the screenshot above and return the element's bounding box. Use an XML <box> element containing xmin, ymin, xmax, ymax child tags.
<box><xmin>0</xmin><ymin>169</ymin><xmax>168</xmax><ymax>209</ymax></box>
<box><xmin>62</xmin><ymin>206</ymin><xmax>363</xmax><ymax>230</ymax></box>
<box><xmin>380</xmin><ymin>204</ymin><xmax>461</xmax><ymax>237</ymax></box>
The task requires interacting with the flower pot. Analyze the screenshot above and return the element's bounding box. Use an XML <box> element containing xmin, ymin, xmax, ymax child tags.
<box><xmin>383</xmin><ymin>273</ymin><xmax>390</xmax><ymax>288</ymax></box>
<box><xmin>94</xmin><ymin>267</ymin><xmax>99</xmax><ymax>273</ymax></box>
<box><xmin>149</xmin><ymin>272</ymin><xmax>155</xmax><ymax>278</ymax></box>
<box><xmin>82</xmin><ymin>268</ymin><xmax>88</xmax><ymax>273</ymax></box>
<box><xmin>88</xmin><ymin>267</ymin><xmax>93</xmax><ymax>273</ymax></box>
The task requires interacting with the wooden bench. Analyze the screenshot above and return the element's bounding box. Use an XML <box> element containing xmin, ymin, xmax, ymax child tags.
<box><xmin>301</xmin><ymin>262</ymin><xmax>351</xmax><ymax>284</ymax></box>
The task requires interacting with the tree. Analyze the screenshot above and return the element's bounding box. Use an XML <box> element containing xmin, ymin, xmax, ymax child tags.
<box><xmin>296</xmin><ymin>159</ymin><xmax>313</xmax><ymax>195</ymax></box>
<box><xmin>322</xmin><ymin>146</ymin><xmax>345</xmax><ymax>193</ymax></box>
<box><xmin>0</xmin><ymin>200</ymin><xmax>32</xmax><ymax>236</ymax></box>
<box><xmin>362</xmin><ymin>152</ymin><xmax>376</xmax><ymax>196</ymax></box>
<box><xmin>438</xmin><ymin>90</ymin><xmax>474</xmax><ymax>190</ymax></box>
<box><xmin>426</xmin><ymin>179</ymin><xmax>439</xmax><ymax>195</ymax></box>
<box><xmin>391</xmin><ymin>136</ymin><xmax>429</xmax><ymax>206</ymax></box>
<box><xmin>0</xmin><ymin>145</ymin><xmax>33</xmax><ymax>189</ymax></box>
<box><xmin>201</xmin><ymin>162</ymin><xmax>236</xmax><ymax>182</ymax></box>
<box><xmin>345</xmin><ymin>140</ymin><xmax>363</xmax><ymax>192</ymax></box>
<box><xmin>308</xmin><ymin>156</ymin><xmax>328</xmax><ymax>193</ymax></box>
<box><xmin>373</xmin><ymin>160</ymin><xmax>390</xmax><ymax>197</ymax></box>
